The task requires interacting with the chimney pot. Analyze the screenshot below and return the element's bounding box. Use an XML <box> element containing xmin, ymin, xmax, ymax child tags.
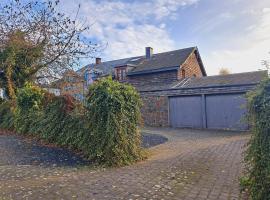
<box><xmin>145</xmin><ymin>47</ymin><xmax>153</xmax><ymax>59</ymax></box>
<box><xmin>96</xmin><ymin>57</ymin><xmax>101</xmax><ymax>64</ymax></box>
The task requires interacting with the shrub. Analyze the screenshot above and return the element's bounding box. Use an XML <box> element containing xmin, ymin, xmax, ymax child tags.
<box><xmin>0</xmin><ymin>97</ymin><xmax>4</xmax><ymax>104</ymax></box>
<box><xmin>86</xmin><ymin>77</ymin><xmax>144</xmax><ymax>166</ymax></box>
<box><xmin>27</xmin><ymin>95</ymin><xmax>92</xmax><ymax>155</ymax></box>
<box><xmin>14</xmin><ymin>83</ymin><xmax>45</xmax><ymax>134</ymax></box>
<box><xmin>0</xmin><ymin>101</ymin><xmax>15</xmax><ymax>129</ymax></box>
<box><xmin>244</xmin><ymin>78</ymin><xmax>270</xmax><ymax>200</ymax></box>
<box><xmin>0</xmin><ymin>78</ymin><xmax>145</xmax><ymax>167</ymax></box>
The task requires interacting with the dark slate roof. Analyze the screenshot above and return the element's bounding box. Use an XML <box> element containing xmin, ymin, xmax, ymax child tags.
<box><xmin>78</xmin><ymin>46</ymin><xmax>207</xmax><ymax>76</ymax></box>
<box><xmin>138</xmin><ymin>70</ymin><xmax>268</xmax><ymax>91</ymax></box>
<box><xmin>128</xmin><ymin>47</ymin><xmax>196</xmax><ymax>75</ymax></box>
<box><xmin>77</xmin><ymin>56</ymin><xmax>142</xmax><ymax>75</ymax></box>
<box><xmin>181</xmin><ymin>70</ymin><xmax>268</xmax><ymax>88</ymax></box>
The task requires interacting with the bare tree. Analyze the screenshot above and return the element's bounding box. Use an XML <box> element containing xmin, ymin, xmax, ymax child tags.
<box><xmin>219</xmin><ymin>67</ymin><xmax>231</xmax><ymax>75</ymax></box>
<box><xmin>0</xmin><ymin>0</ymin><xmax>99</xmax><ymax>98</ymax></box>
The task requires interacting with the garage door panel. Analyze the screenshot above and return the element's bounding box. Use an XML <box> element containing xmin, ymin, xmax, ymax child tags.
<box><xmin>206</xmin><ymin>94</ymin><xmax>248</xmax><ymax>130</ymax></box>
<box><xmin>169</xmin><ymin>96</ymin><xmax>203</xmax><ymax>128</ymax></box>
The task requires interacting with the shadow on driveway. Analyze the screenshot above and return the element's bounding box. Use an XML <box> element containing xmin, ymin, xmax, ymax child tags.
<box><xmin>0</xmin><ymin>135</ymin><xmax>91</xmax><ymax>167</ymax></box>
<box><xmin>0</xmin><ymin>133</ymin><xmax>168</xmax><ymax>167</ymax></box>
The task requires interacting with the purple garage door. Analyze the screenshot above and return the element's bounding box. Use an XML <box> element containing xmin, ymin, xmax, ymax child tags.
<box><xmin>205</xmin><ymin>93</ymin><xmax>248</xmax><ymax>130</ymax></box>
<box><xmin>169</xmin><ymin>96</ymin><xmax>203</xmax><ymax>128</ymax></box>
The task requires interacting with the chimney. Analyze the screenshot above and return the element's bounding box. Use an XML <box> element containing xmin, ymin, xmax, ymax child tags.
<box><xmin>96</xmin><ymin>57</ymin><xmax>101</xmax><ymax>65</ymax></box>
<box><xmin>145</xmin><ymin>47</ymin><xmax>153</xmax><ymax>59</ymax></box>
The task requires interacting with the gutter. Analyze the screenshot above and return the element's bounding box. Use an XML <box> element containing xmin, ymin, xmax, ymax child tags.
<box><xmin>139</xmin><ymin>82</ymin><xmax>260</xmax><ymax>93</ymax></box>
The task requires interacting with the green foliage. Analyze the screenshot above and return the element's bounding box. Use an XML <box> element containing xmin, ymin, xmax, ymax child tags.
<box><xmin>0</xmin><ymin>98</ymin><xmax>5</xmax><ymax>105</ymax></box>
<box><xmin>0</xmin><ymin>101</ymin><xmax>15</xmax><ymax>130</ymax></box>
<box><xmin>244</xmin><ymin>78</ymin><xmax>270</xmax><ymax>200</ymax></box>
<box><xmin>16</xmin><ymin>82</ymin><xmax>45</xmax><ymax>111</ymax></box>
<box><xmin>30</xmin><ymin>95</ymin><xmax>91</xmax><ymax>151</ymax></box>
<box><xmin>0</xmin><ymin>79</ymin><xmax>145</xmax><ymax>167</ymax></box>
<box><xmin>14</xmin><ymin>83</ymin><xmax>45</xmax><ymax>134</ymax></box>
<box><xmin>13</xmin><ymin>89</ymin><xmax>92</xmax><ymax>153</ymax></box>
<box><xmin>86</xmin><ymin>77</ymin><xmax>144</xmax><ymax>166</ymax></box>
<box><xmin>0</xmin><ymin>31</ymin><xmax>45</xmax><ymax>99</ymax></box>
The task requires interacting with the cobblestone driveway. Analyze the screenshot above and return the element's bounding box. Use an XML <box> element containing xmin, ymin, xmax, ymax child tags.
<box><xmin>0</xmin><ymin>128</ymin><xmax>249</xmax><ymax>200</ymax></box>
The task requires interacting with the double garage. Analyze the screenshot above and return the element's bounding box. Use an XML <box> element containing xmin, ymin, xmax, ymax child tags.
<box><xmin>140</xmin><ymin>71</ymin><xmax>266</xmax><ymax>131</ymax></box>
<box><xmin>169</xmin><ymin>93</ymin><xmax>248</xmax><ymax>130</ymax></box>
<box><xmin>140</xmin><ymin>83</ymin><xmax>262</xmax><ymax>131</ymax></box>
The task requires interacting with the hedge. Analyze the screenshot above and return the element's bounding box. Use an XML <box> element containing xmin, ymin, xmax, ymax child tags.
<box><xmin>0</xmin><ymin>78</ymin><xmax>144</xmax><ymax>166</ymax></box>
<box><xmin>86</xmin><ymin>77</ymin><xmax>144</xmax><ymax>166</ymax></box>
<box><xmin>243</xmin><ymin>78</ymin><xmax>270</xmax><ymax>199</ymax></box>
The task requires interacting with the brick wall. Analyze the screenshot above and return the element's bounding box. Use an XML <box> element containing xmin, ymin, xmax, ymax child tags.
<box><xmin>141</xmin><ymin>95</ymin><xmax>169</xmax><ymax>127</ymax></box>
<box><xmin>177</xmin><ymin>52</ymin><xmax>203</xmax><ymax>79</ymax></box>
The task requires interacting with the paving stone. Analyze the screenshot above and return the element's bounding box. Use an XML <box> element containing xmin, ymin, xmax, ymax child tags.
<box><xmin>0</xmin><ymin>128</ymin><xmax>250</xmax><ymax>199</ymax></box>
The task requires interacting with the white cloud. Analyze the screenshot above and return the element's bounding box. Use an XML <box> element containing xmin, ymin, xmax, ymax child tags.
<box><xmin>60</xmin><ymin>0</ymin><xmax>199</xmax><ymax>60</ymax></box>
<box><xmin>205</xmin><ymin>8</ymin><xmax>270</xmax><ymax>75</ymax></box>
<box><xmin>192</xmin><ymin>12</ymin><xmax>235</xmax><ymax>34</ymax></box>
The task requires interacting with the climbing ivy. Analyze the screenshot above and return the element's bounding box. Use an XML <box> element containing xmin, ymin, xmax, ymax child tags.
<box><xmin>0</xmin><ymin>100</ymin><xmax>15</xmax><ymax>130</ymax></box>
<box><xmin>86</xmin><ymin>77</ymin><xmax>145</xmax><ymax>166</ymax></box>
<box><xmin>0</xmin><ymin>78</ymin><xmax>145</xmax><ymax>166</ymax></box>
<box><xmin>243</xmin><ymin>78</ymin><xmax>270</xmax><ymax>200</ymax></box>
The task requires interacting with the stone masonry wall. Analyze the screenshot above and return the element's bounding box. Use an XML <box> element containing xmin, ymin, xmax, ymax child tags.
<box><xmin>178</xmin><ymin>52</ymin><xmax>203</xmax><ymax>79</ymax></box>
<box><xmin>141</xmin><ymin>95</ymin><xmax>169</xmax><ymax>127</ymax></box>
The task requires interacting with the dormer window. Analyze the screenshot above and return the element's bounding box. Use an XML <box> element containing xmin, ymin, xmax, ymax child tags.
<box><xmin>115</xmin><ymin>67</ymin><xmax>127</xmax><ymax>81</ymax></box>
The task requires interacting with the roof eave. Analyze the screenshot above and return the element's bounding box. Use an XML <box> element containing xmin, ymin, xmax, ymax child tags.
<box><xmin>139</xmin><ymin>82</ymin><xmax>261</xmax><ymax>93</ymax></box>
<box><xmin>187</xmin><ymin>47</ymin><xmax>207</xmax><ymax>76</ymax></box>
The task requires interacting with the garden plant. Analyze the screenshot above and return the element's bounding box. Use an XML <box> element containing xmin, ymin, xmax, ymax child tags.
<box><xmin>0</xmin><ymin>78</ymin><xmax>145</xmax><ymax>166</ymax></box>
<box><xmin>243</xmin><ymin>78</ymin><xmax>270</xmax><ymax>200</ymax></box>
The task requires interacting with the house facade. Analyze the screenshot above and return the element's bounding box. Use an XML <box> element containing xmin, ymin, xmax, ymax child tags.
<box><xmin>56</xmin><ymin>46</ymin><xmax>267</xmax><ymax>130</ymax></box>
<box><xmin>58</xmin><ymin>70</ymin><xmax>85</xmax><ymax>101</ymax></box>
<box><xmin>78</xmin><ymin>47</ymin><xmax>206</xmax><ymax>90</ymax></box>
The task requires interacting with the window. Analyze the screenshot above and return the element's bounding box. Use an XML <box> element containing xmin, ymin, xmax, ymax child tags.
<box><xmin>181</xmin><ymin>69</ymin><xmax>186</xmax><ymax>78</ymax></box>
<box><xmin>115</xmin><ymin>68</ymin><xmax>126</xmax><ymax>81</ymax></box>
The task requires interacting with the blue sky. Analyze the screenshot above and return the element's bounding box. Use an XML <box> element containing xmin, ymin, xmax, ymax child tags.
<box><xmin>15</xmin><ymin>0</ymin><xmax>270</xmax><ymax>75</ymax></box>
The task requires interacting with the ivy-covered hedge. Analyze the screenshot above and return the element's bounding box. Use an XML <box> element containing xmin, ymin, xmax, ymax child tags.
<box><xmin>87</xmin><ymin>77</ymin><xmax>144</xmax><ymax>166</ymax></box>
<box><xmin>14</xmin><ymin>83</ymin><xmax>45</xmax><ymax>134</ymax></box>
<box><xmin>243</xmin><ymin>78</ymin><xmax>270</xmax><ymax>200</ymax></box>
<box><xmin>0</xmin><ymin>78</ymin><xmax>144</xmax><ymax>166</ymax></box>
<box><xmin>0</xmin><ymin>100</ymin><xmax>15</xmax><ymax>129</ymax></box>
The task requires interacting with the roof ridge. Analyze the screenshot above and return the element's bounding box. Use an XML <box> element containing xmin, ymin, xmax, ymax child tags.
<box><xmin>197</xmin><ymin>70</ymin><xmax>267</xmax><ymax>79</ymax></box>
<box><xmin>80</xmin><ymin>47</ymin><xmax>197</xmax><ymax>69</ymax></box>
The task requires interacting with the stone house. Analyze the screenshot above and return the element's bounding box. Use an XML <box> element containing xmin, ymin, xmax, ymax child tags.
<box><xmin>78</xmin><ymin>47</ymin><xmax>206</xmax><ymax>90</ymax></box>
<box><xmin>57</xmin><ymin>70</ymin><xmax>85</xmax><ymax>101</ymax></box>
<box><xmin>62</xmin><ymin>47</ymin><xmax>267</xmax><ymax>130</ymax></box>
